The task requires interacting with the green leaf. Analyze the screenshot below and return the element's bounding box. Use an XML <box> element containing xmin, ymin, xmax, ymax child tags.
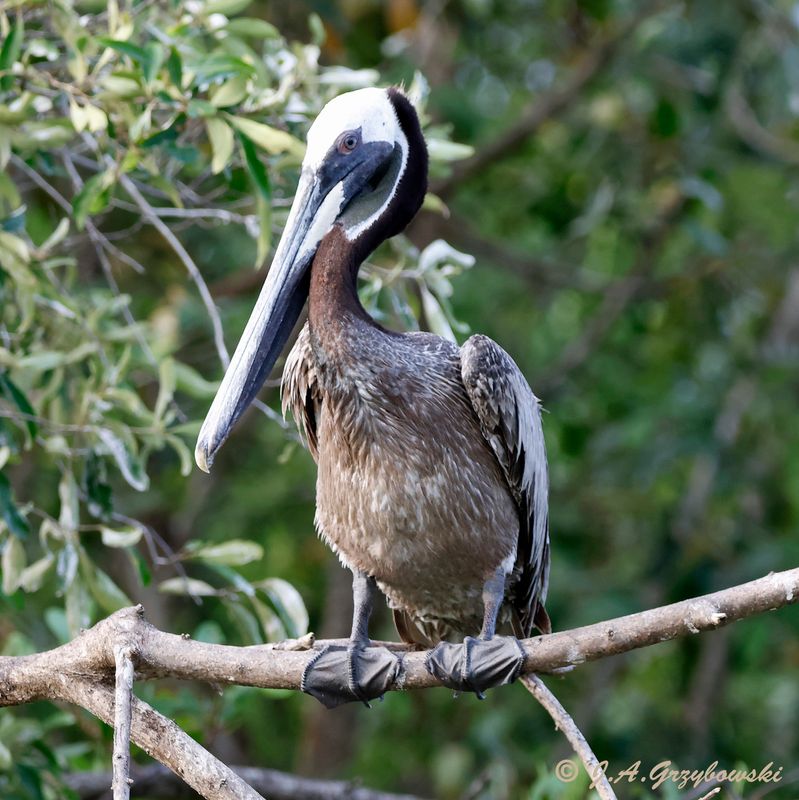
<box><xmin>187</xmin><ymin>99</ymin><xmax>217</xmax><ymax>118</ymax></box>
<box><xmin>72</xmin><ymin>170</ymin><xmax>114</xmax><ymax>230</ymax></box>
<box><xmin>238</xmin><ymin>131</ymin><xmax>270</xmax><ymax>200</ymax></box>
<box><xmin>97</xmin><ymin>427</ymin><xmax>149</xmax><ymax>491</ymax></box>
<box><xmin>101</xmin><ymin>526</ymin><xmax>143</xmax><ymax>548</ymax></box>
<box><xmin>188</xmin><ymin>54</ymin><xmax>256</xmax><ymax>85</ymax></box>
<box><xmin>97</xmin><ymin>38</ymin><xmax>148</xmax><ymax>64</ymax></box>
<box><xmin>0</xmin><ymin>473</ymin><xmax>28</xmax><ymax>539</ymax></box>
<box><xmin>0</xmin><ymin>205</ymin><xmax>26</xmax><ymax>233</ymax></box>
<box><xmin>143</xmin><ymin>41</ymin><xmax>164</xmax><ymax>84</ymax></box>
<box><xmin>173</xmin><ymin>362</ymin><xmax>219</xmax><ymax>398</ymax></box>
<box><xmin>228</xmin><ymin>115</ymin><xmax>304</xmax><ymax>157</ymax></box>
<box><xmin>165</xmin><ymin>434</ymin><xmax>192</xmax><ymax>477</ymax></box>
<box><xmin>0</xmin><ymin>17</ymin><xmax>24</xmax><ymax>92</ymax></box>
<box><xmin>189</xmin><ymin>539</ymin><xmax>263</xmax><ymax>566</ymax></box>
<box><xmin>155</xmin><ymin>357</ymin><xmax>176</xmax><ymax>418</ymax></box>
<box><xmin>224</xmin><ymin>18</ymin><xmax>279</xmax><ymax>39</ymax></box>
<box><xmin>83</xmin><ymin>453</ymin><xmax>112</xmax><ymax>519</ymax></box>
<box><xmin>251</xmin><ymin>594</ymin><xmax>286</xmax><ymax>642</ymax></box>
<box><xmin>58</xmin><ymin>471</ymin><xmax>79</xmax><ymax>532</ymax></box>
<box><xmin>128</xmin><ymin>548</ymin><xmax>151</xmax><ymax>586</ymax></box>
<box><xmin>17</xmin><ymin>554</ymin><xmax>54</xmax><ymax>593</ymax></box>
<box><xmin>166</xmin><ymin>46</ymin><xmax>182</xmax><ymax>88</ymax></box>
<box><xmin>65</xmin><ymin>579</ymin><xmax>91</xmax><ymax>636</ymax></box>
<box><xmin>159</xmin><ymin>577</ymin><xmax>217</xmax><ymax>596</ymax></box>
<box><xmin>210</xmin><ymin>75</ymin><xmax>248</xmax><ymax>108</ymax></box>
<box><xmin>420</xmin><ymin>285</ymin><xmax>456</xmax><ymax>342</ymax></box>
<box><xmin>308</xmin><ymin>12</ymin><xmax>325</xmax><ymax>46</ymax></box>
<box><xmin>82</xmin><ymin>558</ymin><xmax>131</xmax><ymax>613</ymax></box>
<box><xmin>224</xmin><ymin>599</ymin><xmax>262</xmax><ymax>643</ymax></box>
<box><xmin>426</xmin><ymin>138</ymin><xmax>475</xmax><ymax>162</ymax></box>
<box><xmin>206</xmin><ymin>117</ymin><xmax>234</xmax><ymax>175</ymax></box>
<box><xmin>0</xmin><ymin>371</ymin><xmax>37</xmax><ymax>440</ymax></box>
<box><xmin>257</xmin><ymin>577</ymin><xmax>309</xmax><ymax>638</ymax></box>
<box><xmin>1</xmin><ymin>535</ymin><xmax>25</xmax><ymax>595</ymax></box>
<box><xmin>205</xmin><ymin>0</ymin><xmax>253</xmax><ymax>14</ymax></box>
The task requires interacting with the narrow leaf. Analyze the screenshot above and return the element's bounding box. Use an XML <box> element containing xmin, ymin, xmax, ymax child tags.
<box><xmin>0</xmin><ymin>473</ymin><xmax>28</xmax><ymax>538</ymax></box>
<box><xmin>159</xmin><ymin>577</ymin><xmax>217</xmax><ymax>596</ymax></box>
<box><xmin>238</xmin><ymin>131</ymin><xmax>270</xmax><ymax>200</ymax></box>
<box><xmin>205</xmin><ymin>117</ymin><xmax>234</xmax><ymax>175</ymax></box>
<box><xmin>228</xmin><ymin>116</ymin><xmax>304</xmax><ymax>157</ymax></box>
<box><xmin>1</xmin><ymin>535</ymin><xmax>25</xmax><ymax>594</ymax></box>
<box><xmin>189</xmin><ymin>539</ymin><xmax>263</xmax><ymax>566</ymax></box>
<box><xmin>97</xmin><ymin>428</ymin><xmax>149</xmax><ymax>491</ymax></box>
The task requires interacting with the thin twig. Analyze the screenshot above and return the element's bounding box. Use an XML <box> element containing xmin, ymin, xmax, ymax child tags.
<box><xmin>112</xmin><ymin>645</ymin><xmax>135</xmax><ymax>800</ymax></box>
<box><xmin>66</xmin><ymin>763</ymin><xmax>430</xmax><ymax>800</ymax></box>
<box><xmin>116</xmin><ymin>170</ymin><xmax>232</xmax><ymax>370</ymax></box>
<box><xmin>521</xmin><ymin>675</ymin><xmax>616</xmax><ymax>800</ymax></box>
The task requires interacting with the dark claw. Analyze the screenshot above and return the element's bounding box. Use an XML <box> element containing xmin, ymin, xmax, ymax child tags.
<box><xmin>425</xmin><ymin>636</ymin><xmax>526</xmax><ymax>697</ymax></box>
<box><xmin>301</xmin><ymin>644</ymin><xmax>403</xmax><ymax>709</ymax></box>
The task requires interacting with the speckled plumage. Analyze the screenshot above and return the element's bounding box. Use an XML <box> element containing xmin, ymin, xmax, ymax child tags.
<box><xmin>282</xmin><ymin>278</ymin><xmax>550</xmax><ymax>644</ymax></box>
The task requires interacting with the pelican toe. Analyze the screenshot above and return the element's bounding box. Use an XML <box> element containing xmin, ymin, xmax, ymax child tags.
<box><xmin>301</xmin><ymin>644</ymin><xmax>403</xmax><ymax>708</ymax></box>
<box><xmin>425</xmin><ymin>636</ymin><xmax>527</xmax><ymax>697</ymax></box>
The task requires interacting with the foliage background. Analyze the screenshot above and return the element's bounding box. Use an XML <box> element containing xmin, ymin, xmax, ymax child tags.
<box><xmin>2</xmin><ymin>0</ymin><xmax>799</xmax><ymax>798</ymax></box>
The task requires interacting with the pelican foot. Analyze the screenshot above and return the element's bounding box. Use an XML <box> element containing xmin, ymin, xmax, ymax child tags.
<box><xmin>301</xmin><ymin>643</ymin><xmax>403</xmax><ymax>709</ymax></box>
<box><xmin>425</xmin><ymin>636</ymin><xmax>526</xmax><ymax>698</ymax></box>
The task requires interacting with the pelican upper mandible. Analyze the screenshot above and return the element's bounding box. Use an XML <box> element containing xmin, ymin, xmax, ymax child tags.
<box><xmin>195</xmin><ymin>87</ymin><xmax>550</xmax><ymax>706</ymax></box>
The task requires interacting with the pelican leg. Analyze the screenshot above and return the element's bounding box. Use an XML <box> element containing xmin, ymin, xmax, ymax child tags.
<box><xmin>301</xmin><ymin>570</ymin><xmax>403</xmax><ymax>709</ymax></box>
<box><xmin>425</xmin><ymin>567</ymin><xmax>526</xmax><ymax>698</ymax></box>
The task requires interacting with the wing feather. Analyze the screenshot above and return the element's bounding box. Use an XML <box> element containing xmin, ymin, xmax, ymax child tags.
<box><xmin>281</xmin><ymin>323</ymin><xmax>321</xmax><ymax>460</ymax></box>
<box><xmin>460</xmin><ymin>334</ymin><xmax>550</xmax><ymax>636</ymax></box>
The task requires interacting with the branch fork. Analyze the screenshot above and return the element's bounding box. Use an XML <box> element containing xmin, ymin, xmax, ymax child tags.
<box><xmin>1</xmin><ymin>569</ymin><xmax>797</xmax><ymax>800</ymax></box>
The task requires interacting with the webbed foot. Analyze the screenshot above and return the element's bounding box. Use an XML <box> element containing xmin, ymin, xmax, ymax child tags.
<box><xmin>301</xmin><ymin>642</ymin><xmax>403</xmax><ymax>709</ymax></box>
<box><xmin>425</xmin><ymin>636</ymin><xmax>526</xmax><ymax>698</ymax></box>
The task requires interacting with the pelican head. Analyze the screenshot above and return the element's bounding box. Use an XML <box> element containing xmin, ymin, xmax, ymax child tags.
<box><xmin>195</xmin><ymin>87</ymin><xmax>427</xmax><ymax>472</ymax></box>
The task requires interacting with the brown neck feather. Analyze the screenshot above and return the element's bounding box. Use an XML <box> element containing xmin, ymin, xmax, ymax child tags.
<box><xmin>308</xmin><ymin>226</ymin><xmax>372</xmax><ymax>345</ymax></box>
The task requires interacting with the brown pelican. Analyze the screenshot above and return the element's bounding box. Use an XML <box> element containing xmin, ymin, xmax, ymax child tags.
<box><xmin>195</xmin><ymin>87</ymin><xmax>550</xmax><ymax>707</ymax></box>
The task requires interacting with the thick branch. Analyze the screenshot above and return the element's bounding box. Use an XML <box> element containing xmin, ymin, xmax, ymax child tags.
<box><xmin>58</xmin><ymin>679</ymin><xmax>265</xmax><ymax>800</ymax></box>
<box><xmin>1</xmin><ymin>568</ymin><xmax>796</xmax><ymax>702</ymax></box>
<box><xmin>1</xmin><ymin>569</ymin><xmax>796</xmax><ymax>800</ymax></box>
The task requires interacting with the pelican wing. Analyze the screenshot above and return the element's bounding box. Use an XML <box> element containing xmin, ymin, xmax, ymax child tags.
<box><xmin>281</xmin><ymin>322</ymin><xmax>321</xmax><ymax>460</ymax></box>
<box><xmin>460</xmin><ymin>334</ymin><xmax>551</xmax><ymax>636</ymax></box>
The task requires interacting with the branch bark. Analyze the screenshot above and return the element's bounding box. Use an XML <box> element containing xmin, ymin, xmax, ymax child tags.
<box><xmin>112</xmin><ymin>645</ymin><xmax>134</xmax><ymax>800</ymax></box>
<box><xmin>2</xmin><ymin>568</ymin><xmax>797</xmax><ymax>700</ymax></box>
<box><xmin>66</xmin><ymin>763</ymin><xmax>430</xmax><ymax>800</ymax></box>
<box><xmin>521</xmin><ymin>675</ymin><xmax>616</xmax><ymax>800</ymax></box>
<box><xmin>1</xmin><ymin>568</ymin><xmax>796</xmax><ymax>798</ymax></box>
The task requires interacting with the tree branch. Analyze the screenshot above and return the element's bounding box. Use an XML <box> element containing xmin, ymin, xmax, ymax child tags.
<box><xmin>1</xmin><ymin>568</ymin><xmax>796</xmax><ymax>798</ymax></box>
<box><xmin>66</xmin><ymin>763</ymin><xmax>431</xmax><ymax>800</ymax></box>
<box><xmin>521</xmin><ymin>675</ymin><xmax>616</xmax><ymax>800</ymax></box>
<box><xmin>58</xmin><ymin>679</ymin><xmax>266</xmax><ymax>800</ymax></box>
<box><xmin>1</xmin><ymin>568</ymin><xmax>795</xmax><ymax>698</ymax></box>
<box><xmin>112</xmin><ymin>645</ymin><xmax>135</xmax><ymax>800</ymax></box>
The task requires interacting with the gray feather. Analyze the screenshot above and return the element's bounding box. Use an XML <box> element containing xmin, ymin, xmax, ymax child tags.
<box><xmin>460</xmin><ymin>334</ymin><xmax>550</xmax><ymax>636</ymax></box>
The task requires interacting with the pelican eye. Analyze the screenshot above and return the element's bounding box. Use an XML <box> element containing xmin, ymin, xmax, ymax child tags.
<box><xmin>337</xmin><ymin>130</ymin><xmax>360</xmax><ymax>154</ymax></box>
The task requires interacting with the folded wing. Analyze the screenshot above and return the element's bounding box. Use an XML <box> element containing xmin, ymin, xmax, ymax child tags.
<box><xmin>460</xmin><ymin>334</ymin><xmax>551</xmax><ymax>636</ymax></box>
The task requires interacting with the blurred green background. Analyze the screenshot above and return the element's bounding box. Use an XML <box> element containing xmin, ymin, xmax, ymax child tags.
<box><xmin>2</xmin><ymin>0</ymin><xmax>799</xmax><ymax>797</ymax></box>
